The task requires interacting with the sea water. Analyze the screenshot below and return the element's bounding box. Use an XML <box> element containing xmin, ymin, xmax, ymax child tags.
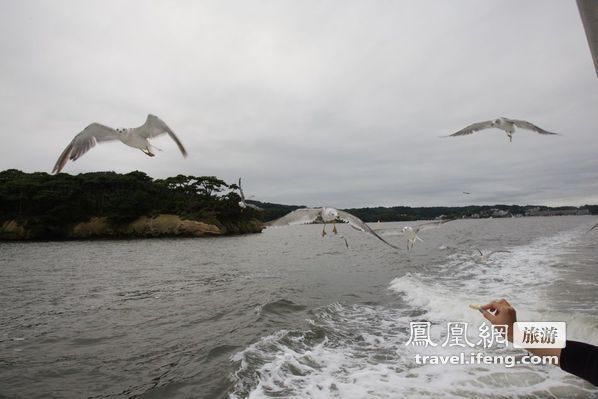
<box><xmin>1</xmin><ymin>216</ymin><xmax>597</xmax><ymax>398</ymax></box>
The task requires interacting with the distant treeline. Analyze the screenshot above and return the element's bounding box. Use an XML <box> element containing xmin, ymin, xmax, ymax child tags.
<box><xmin>0</xmin><ymin>169</ymin><xmax>261</xmax><ymax>238</ymax></box>
<box><xmin>249</xmin><ymin>203</ymin><xmax>598</xmax><ymax>223</ymax></box>
<box><xmin>1</xmin><ymin>170</ymin><xmax>595</xmax><ymax>239</ymax></box>
<box><xmin>340</xmin><ymin>205</ymin><xmax>597</xmax><ymax>222</ymax></box>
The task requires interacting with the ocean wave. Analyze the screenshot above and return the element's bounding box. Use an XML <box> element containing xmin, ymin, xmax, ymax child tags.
<box><xmin>229</xmin><ymin>227</ymin><xmax>598</xmax><ymax>398</ymax></box>
<box><xmin>229</xmin><ymin>301</ymin><xmax>598</xmax><ymax>398</ymax></box>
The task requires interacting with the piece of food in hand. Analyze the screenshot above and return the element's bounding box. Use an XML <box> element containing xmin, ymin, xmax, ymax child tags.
<box><xmin>469</xmin><ymin>304</ymin><xmax>482</xmax><ymax>310</ymax></box>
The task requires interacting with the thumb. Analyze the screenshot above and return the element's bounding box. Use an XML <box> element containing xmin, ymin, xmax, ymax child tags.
<box><xmin>481</xmin><ymin>308</ymin><xmax>497</xmax><ymax>324</ymax></box>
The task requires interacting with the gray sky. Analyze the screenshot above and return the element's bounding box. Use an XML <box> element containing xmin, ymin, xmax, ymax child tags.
<box><xmin>0</xmin><ymin>0</ymin><xmax>596</xmax><ymax>208</ymax></box>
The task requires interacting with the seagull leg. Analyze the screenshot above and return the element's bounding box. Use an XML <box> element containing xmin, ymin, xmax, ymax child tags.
<box><xmin>322</xmin><ymin>223</ymin><xmax>327</xmax><ymax>237</ymax></box>
<box><xmin>332</xmin><ymin>223</ymin><xmax>338</xmax><ymax>235</ymax></box>
<box><xmin>142</xmin><ymin>148</ymin><xmax>155</xmax><ymax>157</ymax></box>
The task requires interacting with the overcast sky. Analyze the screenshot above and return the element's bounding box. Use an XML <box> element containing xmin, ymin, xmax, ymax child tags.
<box><xmin>0</xmin><ymin>0</ymin><xmax>596</xmax><ymax>208</ymax></box>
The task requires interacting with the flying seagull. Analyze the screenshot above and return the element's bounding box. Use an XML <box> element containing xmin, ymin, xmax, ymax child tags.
<box><xmin>266</xmin><ymin>207</ymin><xmax>399</xmax><ymax>249</ymax></box>
<box><xmin>53</xmin><ymin>114</ymin><xmax>187</xmax><ymax>174</ymax></box>
<box><xmin>376</xmin><ymin>219</ymin><xmax>454</xmax><ymax>250</ymax></box>
<box><xmin>445</xmin><ymin>117</ymin><xmax>559</xmax><ymax>142</ymax></box>
<box><xmin>475</xmin><ymin>248</ymin><xmax>511</xmax><ymax>261</ymax></box>
<box><xmin>588</xmin><ymin>222</ymin><xmax>598</xmax><ymax>233</ymax></box>
<box><xmin>238</xmin><ymin>178</ymin><xmax>263</xmax><ymax>211</ymax></box>
<box><xmin>463</xmin><ymin>191</ymin><xmax>471</xmax><ymax>195</ymax></box>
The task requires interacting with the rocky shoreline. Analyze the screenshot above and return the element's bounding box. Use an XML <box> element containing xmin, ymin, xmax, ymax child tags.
<box><xmin>0</xmin><ymin>214</ymin><xmax>263</xmax><ymax>241</ymax></box>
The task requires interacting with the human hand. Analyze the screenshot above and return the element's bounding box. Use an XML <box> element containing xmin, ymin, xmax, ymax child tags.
<box><xmin>481</xmin><ymin>298</ymin><xmax>517</xmax><ymax>342</ymax></box>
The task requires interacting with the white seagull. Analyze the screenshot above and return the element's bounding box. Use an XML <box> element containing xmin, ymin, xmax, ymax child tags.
<box><xmin>446</xmin><ymin>117</ymin><xmax>559</xmax><ymax>142</ymax></box>
<box><xmin>475</xmin><ymin>248</ymin><xmax>511</xmax><ymax>261</ymax></box>
<box><xmin>53</xmin><ymin>114</ymin><xmax>187</xmax><ymax>174</ymax></box>
<box><xmin>238</xmin><ymin>178</ymin><xmax>263</xmax><ymax>211</ymax></box>
<box><xmin>266</xmin><ymin>207</ymin><xmax>399</xmax><ymax>249</ymax></box>
<box><xmin>376</xmin><ymin>219</ymin><xmax>454</xmax><ymax>250</ymax></box>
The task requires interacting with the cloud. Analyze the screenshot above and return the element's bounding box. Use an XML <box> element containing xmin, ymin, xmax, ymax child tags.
<box><xmin>0</xmin><ymin>0</ymin><xmax>596</xmax><ymax>208</ymax></box>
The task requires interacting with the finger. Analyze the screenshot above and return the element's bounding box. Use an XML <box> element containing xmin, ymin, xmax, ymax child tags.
<box><xmin>499</xmin><ymin>298</ymin><xmax>511</xmax><ymax>307</ymax></box>
<box><xmin>479</xmin><ymin>302</ymin><xmax>495</xmax><ymax>314</ymax></box>
<box><xmin>482</xmin><ymin>310</ymin><xmax>497</xmax><ymax>323</ymax></box>
<box><xmin>492</xmin><ymin>301</ymin><xmax>511</xmax><ymax>314</ymax></box>
<box><xmin>481</xmin><ymin>300</ymin><xmax>500</xmax><ymax>310</ymax></box>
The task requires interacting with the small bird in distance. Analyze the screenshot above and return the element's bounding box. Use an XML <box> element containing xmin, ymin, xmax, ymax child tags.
<box><xmin>475</xmin><ymin>248</ymin><xmax>511</xmax><ymax>261</ymax></box>
<box><xmin>376</xmin><ymin>219</ymin><xmax>454</xmax><ymax>250</ymax></box>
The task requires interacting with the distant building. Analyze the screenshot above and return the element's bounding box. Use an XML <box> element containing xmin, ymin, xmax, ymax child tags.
<box><xmin>490</xmin><ymin>209</ymin><xmax>511</xmax><ymax>218</ymax></box>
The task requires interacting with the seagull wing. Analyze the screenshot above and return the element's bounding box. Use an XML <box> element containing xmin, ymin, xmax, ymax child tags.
<box><xmin>339</xmin><ymin>235</ymin><xmax>349</xmax><ymax>248</ymax></box>
<box><xmin>336</xmin><ymin>210</ymin><xmax>399</xmax><ymax>249</ymax></box>
<box><xmin>507</xmin><ymin>119</ymin><xmax>559</xmax><ymax>135</ymax></box>
<box><xmin>246</xmin><ymin>203</ymin><xmax>264</xmax><ymax>211</ymax></box>
<box><xmin>238</xmin><ymin>177</ymin><xmax>245</xmax><ymax>201</ymax></box>
<box><xmin>413</xmin><ymin>219</ymin><xmax>454</xmax><ymax>233</ymax></box>
<box><xmin>475</xmin><ymin>247</ymin><xmax>484</xmax><ymax>256</ymax></box>
<box><xmin>372</xmin><ymin>228</ymin><xmax>405</xmax><ymax>237</ymax></box>
<box><xmin>447</xmin><ymin>120</ymin><xmax>494</xmax><ymax>137</ymax></box>
<box><xmin>266</xmin><ymin>208</ymin><xmax>322</xmax><ymax>227</ymax></box>
<box><xmin>52</xmin><ymin>123</ymin><xmax>120</xmax><ymax>174</ymax></box>
<box><xmin>587</xmin><ymin>222</ymin><xmax>598</xmax><ymax>233</ymax></box>
<box><xmin>138</xmin><ymin>114</ymin><xmax>188</xmax><ymax>156</ymax></box>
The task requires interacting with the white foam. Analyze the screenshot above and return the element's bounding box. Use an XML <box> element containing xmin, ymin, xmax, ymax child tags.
<box><xmin>230</xmin><ymin>303</ymin><xmax>597</xmax><ymax>398</ymax></box>
<box><xmin>389</xmin><ymin>229</ymin><xmax>584</xmax><ymax>324</ymax></box>
<box><xmin>230</xmin><ymin>227</ymin><xmax>598</xmax><ymax>398</ymax></box>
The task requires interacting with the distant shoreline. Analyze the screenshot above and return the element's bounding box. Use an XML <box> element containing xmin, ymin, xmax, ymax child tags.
<box><xmin>256</xmin><ymin>202</ymin><xmax>596</xmax><ymax>223</ymax></box>
<box><xmin>1</xmin><ymin>170</ymin><xmax>596</xmax><ymax>241</ymax></box>
<box><xmin>0</xmin><ymin>214</ymin><xmax>263</xmax><ymax>241</ymax></box>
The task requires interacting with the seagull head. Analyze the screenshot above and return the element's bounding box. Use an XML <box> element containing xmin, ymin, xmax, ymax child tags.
<box><xmin>238</xmin><ymin>201</ymin><xmax>246</xmax><ymax>208</ymax></box>
<box><xmin>322</xmin><ymin>207</ymin><xmax>339</xmax><ymax>221</ymax></box>
<box><xmin>401</xmin><ymin>226</ymin><xmax>413</xmax><ymax>233</ymax></box>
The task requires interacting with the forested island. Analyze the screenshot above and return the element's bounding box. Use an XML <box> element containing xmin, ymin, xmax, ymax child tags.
<box><xmin>0</xmin><ymin>169</ymin><xmax>263</xmax><ymax>240</ymax></box>
<box><xmin>1</xmin><ymin>169</ymin><xmax>595</xmax><ymax>240</ymax></box>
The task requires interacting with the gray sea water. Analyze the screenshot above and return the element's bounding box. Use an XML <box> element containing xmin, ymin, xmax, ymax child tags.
<box><xmin>1</xmin><ymin>216</ymin><xmax>598</xmax><ymax>398</ymax></box>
